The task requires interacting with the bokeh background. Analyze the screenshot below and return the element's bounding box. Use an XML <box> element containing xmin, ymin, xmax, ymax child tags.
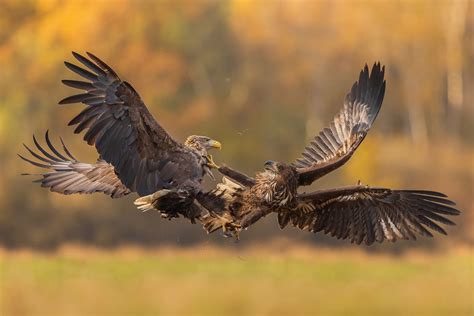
<box><xmin>0</xmin><ymin>0</ymin><xmax>472</xmax><ymax>315</ymax></box>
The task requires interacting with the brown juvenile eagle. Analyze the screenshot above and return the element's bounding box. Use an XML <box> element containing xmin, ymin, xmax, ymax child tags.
<box><xmin>19</xmin><ymin>52</ymin><xmax>223</xmax><ymax>222</ymax></box>
<box><xmin>205</xmin><ymin>63</ymin><xmax>460</xmax><ymax>245</ymax></box>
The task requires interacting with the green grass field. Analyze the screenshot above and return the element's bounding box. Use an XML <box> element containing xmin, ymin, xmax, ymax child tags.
<box><xmin>1</xmin><ymin>245</ymin><xmax>472</xmax><ymax>316</ymax></box>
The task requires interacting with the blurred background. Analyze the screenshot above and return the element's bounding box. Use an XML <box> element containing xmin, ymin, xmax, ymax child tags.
<box><xmin>0</xmin><ymin>0</ymin><xmax>472</xmax><ymax>315</ymax></box>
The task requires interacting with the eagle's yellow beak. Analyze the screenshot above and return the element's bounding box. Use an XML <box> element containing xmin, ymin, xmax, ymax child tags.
<box><xmin>208</xmin><ymin>139</ymin><xmax>222</xmax><ymax>150</ymax></box>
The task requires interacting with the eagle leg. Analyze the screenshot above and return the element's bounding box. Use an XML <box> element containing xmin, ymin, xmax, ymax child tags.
<box><xmin>223</xmin><ymin>221</ymin><xmax>241</xmax><ymax>240</ymax></box>
<box><xmin>206</xmin><ymin>154</ymin><xmax>220</xmax><ymax>169</ymax></box>
<box><xmin>201</xmin><ymin>212</ymin><xmax>241</xmax><ymax>238</ymax></box>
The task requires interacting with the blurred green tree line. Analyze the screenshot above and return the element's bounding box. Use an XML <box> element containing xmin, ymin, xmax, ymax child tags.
<box><xmin>0</xmin><ymin>0</ymin><xmax>472</xmax><ymax>249</ymax></box>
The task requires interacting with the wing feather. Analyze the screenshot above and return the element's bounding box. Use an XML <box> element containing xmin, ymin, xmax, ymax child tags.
<box><xmin>19</xmin><ymin>132</ymin><xmax>130</xmax><ymax>198</ymax></box>
<box><xmin>294</xmin><ymin>185</ymin><xmax>459</xmax><ymax>245</ymax></box>
<box><xmin>60</xmin><ymin>52</ymin><xmax>202</xmax><ymax>195</ymax></box>
<box><xmin>295</xmin><ymin>63</ymin><xmax>386</xmax><ymax>185</ymax></box>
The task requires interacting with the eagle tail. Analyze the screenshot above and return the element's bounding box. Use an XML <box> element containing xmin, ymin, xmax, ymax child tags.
<box><xmin>133</xmin><ymin>189</ymin><xmax>172</xmax><ymax>212</ymax></box>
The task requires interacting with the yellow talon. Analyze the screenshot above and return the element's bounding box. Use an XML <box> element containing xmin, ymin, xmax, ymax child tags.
<box><xmin>207</xmin><ymin>154</ymin><xmax>220</xmax><ymax>169</ymax></box>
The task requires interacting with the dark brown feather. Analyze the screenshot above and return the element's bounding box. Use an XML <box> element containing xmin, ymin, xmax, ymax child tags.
<box><xmin>295</xmin><ymin>63</ymin><xmax>386</xmax><ymax>185</ymax></box>
<box><xmin>61</xmin><ymin>52</ymin><xmax>205</xmax><ymax>196</ymax></box>
<box><xmin>20</xmin><ymin>132</ymin><xmax>130</xmax><ymax>198</ymax></box>
<box><xmin>294</xmin><ymin>185</ymin><xmax>459</xmax><ymax>245</ymax></box>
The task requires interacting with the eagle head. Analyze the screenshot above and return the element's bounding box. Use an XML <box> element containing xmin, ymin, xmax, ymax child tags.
<box><xmin>259</xmin><ymin>160</ymin><xmax>298</xmax><ymax>207</ymax></box>
<box><xmin>263</xmin><ymin>161</ymin><xmax>296</xmax><ymax>178</ymax></box>
<box><xmin>185</xmin><ymin>135</ymin><xmax>222</xmax><ymax>179</ymax></box>
<box><xmin>185</xmin><ymin>135</ymin><xmax>222</xmax><ymax>153</ymax></box>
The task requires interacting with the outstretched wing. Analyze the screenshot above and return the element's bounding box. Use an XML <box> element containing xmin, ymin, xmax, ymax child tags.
<box><xmin>279</xmin><ymin>186</ymin><xmax>460</xmax><ymax>245</ymax></box>
<box><xmin>295</xmin><ymin>63</ymin><xmax>386</xmax><ymax>186</ymax></box>
<box><xmin>19</xmin><ymin>132</ymin><xmax>130</xmax><ymax>198</ymax></box>
<box><xmin>60</xmin><ymin>52</ymin><xmax>201</xmax><ymax>196</ymax></box>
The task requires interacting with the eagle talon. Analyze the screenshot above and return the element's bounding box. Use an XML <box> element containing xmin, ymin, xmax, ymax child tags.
<box><xmin>222</xmin><ymin>225</ymin><xmax>241</xmax><ymax>240</ymax></box>
<box><xmin>227</xmin><ymin>222</ymin><xmax>241</xmax><ymax>240</ymax></box>
<box><xmin>206</xmin><ymin>212</ymin><xmax>241</xmax><ymax>239</ymax></box>
<box><xmin>206</xmin><ymin>154</ymin><xmax>220</xmax><ymax>169</ymax></box>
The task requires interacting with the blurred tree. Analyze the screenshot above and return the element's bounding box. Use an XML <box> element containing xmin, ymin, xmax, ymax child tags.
<box><xmin>444</xmin><ymin>0</ymin><xmax>468</xmax><ymax>137</ymax></box>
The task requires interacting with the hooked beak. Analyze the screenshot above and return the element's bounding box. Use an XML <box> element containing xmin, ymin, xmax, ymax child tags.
<box><xmin>207</xmin><ymin>139</ymin><xmax>222</xmax><ymax>150</ymax></box>
<box><xmin>264</xmin><ymin>160</ymin><xmax>277</xmax><ymax>171</ymax></box>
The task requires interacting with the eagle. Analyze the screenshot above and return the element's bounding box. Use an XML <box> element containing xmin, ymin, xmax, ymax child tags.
<box><xmin>205</xmin><ymin>63</ymin><xmax>460</xmax><ymax>245</ymax></box>
<box><xmin>19</xmin><ymin>52</ymin><xmax>223</xmax><ymax>222</ymax></box>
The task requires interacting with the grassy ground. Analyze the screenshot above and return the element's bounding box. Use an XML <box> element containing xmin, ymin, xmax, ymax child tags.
<box><xmin>1</xmin><ymin>244</ymin><xmax>473</xmax><ymax>316</ymax></box>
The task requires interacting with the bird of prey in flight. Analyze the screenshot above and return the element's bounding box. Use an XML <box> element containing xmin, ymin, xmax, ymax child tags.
<box><xmin>205</xmin><ymin>63</ymin><xmax>460</xmax><ymax>245</ymax></box>
<box><xmin>20</xmin><ymin>52</ymin><xmax>223</xmax><ymax>223</ymax></box>
<box><xmin>19</xmin><ymin>55</ymin><xmax>460</xmax><ymax>245</ymax></box>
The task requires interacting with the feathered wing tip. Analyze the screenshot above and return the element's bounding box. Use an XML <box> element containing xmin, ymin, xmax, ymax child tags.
<box><xmin>59</xmin><ymin>51</ymin><xmax>119</xmax><ymax>106</ymax></box>
<box><xmin>345</xmin><ymin>62</ymin><xmax>386</xmax><ymax>125</ymax></box>
<box><xmin>19</xmin><ymin>131</ymin><xmax>130</xmax><ymax>198</ymax></box>
<box><xmin>18</xmin><ymin>131</ymin><xmax>77</xmax><ymax>172</ymax></box>
<box><xmin>294</xmin><ymin>63</ymin><xmax>386</xmax><ymax>185</ymax></box>
<box><xmin>295</xmin><ymin>186</ymin><xmax>460</xmax><ymax>245</ymax></box>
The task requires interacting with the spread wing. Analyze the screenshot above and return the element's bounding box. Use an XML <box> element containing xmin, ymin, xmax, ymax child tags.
<box><xmin>19</xmin><ymin>132</ymin><xmax>130</xmax><ymax>198</ymax></box>
<box><xmin>279</xmin><ymin>186</ymin><xmax>460</xmax><ymax>245</ymax></box>
<box><xmin>295</xmin><ymin>63</ymin><xmax>386</xmax><ymax>186</ymax></box>
<box><xmin>60</xmin><ymin>52</ymin><xmax>202</xmax><ymax>196</ymax></box>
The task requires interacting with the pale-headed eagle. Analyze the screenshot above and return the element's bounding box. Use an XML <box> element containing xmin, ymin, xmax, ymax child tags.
<box><xmin>19</xmin><ymin>52</ymin><xmax>222</xmax><ymax>222</ymax></box>
<box><xmin>207</xmin><ymin>63</ymin><xmax>460</xmax><ymax>245</ymax></box>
